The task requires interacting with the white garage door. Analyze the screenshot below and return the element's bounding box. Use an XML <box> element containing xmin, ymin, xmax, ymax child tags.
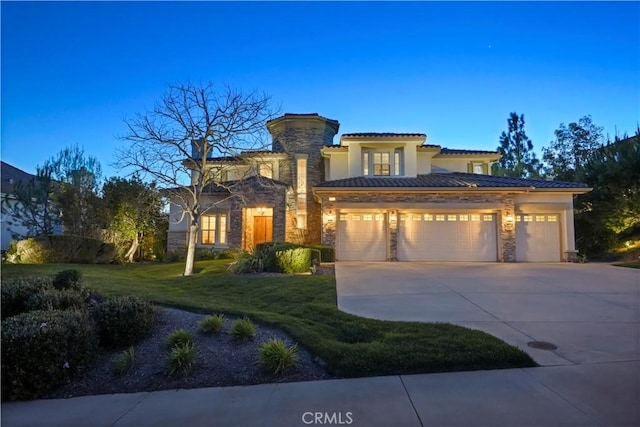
<box><xmin>337</xmin><ymin>212</ymin><xmax>386</xmax><ymax>261</ymax></box>
<box><xmin>398</xmin><ymin>213</ymin><xmax>497</xmax><ymax>261</ymax></box>
<box><xmin>516</xmin><ymin>214</ymin><xmax>561</xmax><ymax>261</ymax></box>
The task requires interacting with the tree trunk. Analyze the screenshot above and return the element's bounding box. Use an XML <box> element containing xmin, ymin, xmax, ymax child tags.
<box><xmin>184</xmin><ymin>219</ymin><xmax>198</xmax><ymax>276</ymax></box>
<box><xmin>124</xmin><ymin>236</ymin><xmax>139</xmax><ymax>263</ymax></box>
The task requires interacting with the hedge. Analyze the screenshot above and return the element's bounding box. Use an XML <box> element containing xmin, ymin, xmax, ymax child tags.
<box><xmin>6</xmin><ymin>235</ymin><xmax>116</xmax><ymax>264</ymax></box>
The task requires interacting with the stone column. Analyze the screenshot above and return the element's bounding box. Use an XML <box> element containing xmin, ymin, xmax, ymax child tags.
<box><xmin>321</xmin><ymin>197</ymin><xmax>336</xmax><ymax>248</ymax></box>
<box><xmin>500</xmin><ymin>196</ymin><xmax>516</xmax><ymax>262</ymax></box>
<box><xmin>388</xmin><ymin>210</ymin><xmax>398</xmax><ymax>261</ymax></box>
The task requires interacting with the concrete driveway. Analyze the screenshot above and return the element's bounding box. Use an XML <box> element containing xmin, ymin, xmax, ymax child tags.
<box><xmin>336</xmin><ymin>262</ymin><xmax>640</xmax><ymax>366</ymax></box>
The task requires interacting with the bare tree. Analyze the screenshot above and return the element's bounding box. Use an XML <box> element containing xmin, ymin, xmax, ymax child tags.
<box><xmin>116</xmin><ymin>82</ymin><xmax>277</xmax><ymax>275</ymax></box>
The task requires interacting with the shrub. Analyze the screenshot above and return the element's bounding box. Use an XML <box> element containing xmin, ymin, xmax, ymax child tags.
<box><xmin>230</xmin><ymin>317</ymin><xmax>256</xmax><ymax>341</ymax></box>
<box><xmin>274</xmin><ymin>247</ymin><xmax>321</xmax><ymax>274</ymax></box>
<box><xmin>93</xmin><ymin>296</ymin><xmax>156</xmax><ymax>349</ymax></box>
<box><xmin>165</xmin><ymin>328</ymin><xmax>195</xmax><ymax>349</ymax></box>
<box><xmin>52</xmin><ymin>269</ymin><xmax>83</xmax><ymax>291</ymax></box>
<box><xmin>1</xmin><ymin>277</ymin><xmax>53</xmax><ymax>320</ymax></box>
<box><xmin>199</xmin><ymin>314</ymin><xmax>225</xmax><ymax>334</ymax></box>
<box><xmin>217</xmin><ymin>250</ymin><xmax>236</xmax><ymax>260</ymax></box>
<box><xmin>1</xmin><ymin>309</ymin><xmax>98</xmax><ymax>400</ymax></box>
<box><xmin>307</xmin><ymin>245</ymin><xmax>335</xmax><ymax>263</ymax></box>
<box><xmin>166</xmin><ymin>249</ymin><xmax>185</xmax><ymax>262</ymax></box>
<box><xmin>195</xmin><ymin>248</ymin><xmax>218</xmax><ymax>260</ymax></box>
<box><xmin>258</xmin><ymin>338</ymin><xmax>298</xmax><ymax>374</ymax></box>
<box><xmin>166</xmin><ymin>343</ymin><xmax>197</xmax><ymax>376</ymax></box>
<box><xmin>25</xmin><ymin>288</ymin><xmax>87</xmax><ymax>312</ymax></box>
<box><xmin>112</xmin><ymin>346</ymin><xmax>136</xmax><ymax>376</ymax></box>
<box><xmin>230</xmin><ymin>250</ymin><xmax>266</xmax><ymax>274</ymax></box>
<box><xmin>7</xmin><ymin>236</ymin><xmax>116</xmax><ymax>264</ymax></box>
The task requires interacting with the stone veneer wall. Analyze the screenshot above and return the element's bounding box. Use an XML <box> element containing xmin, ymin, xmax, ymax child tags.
<box><xmin>269</xmin><ymin>115</ymin><xmax>339</xmax><ymax>245</ymax></box>
<box><xmin>319</xmin><ymin>192</ymin><xmax>518</xmax><ymax>262</ymax></box>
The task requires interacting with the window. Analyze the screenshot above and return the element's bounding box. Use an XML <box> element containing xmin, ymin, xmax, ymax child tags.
<box><xmin>471</xmin><ymin>214</ymin><xmax>481</xmax><ymax>222</ymax></box>
<box><xmin>363</xmin><ymin>214</ymin><xmax>373</xmax><ymax>221</ymax></box>
<box><xmin>536</xmin><ymin>215</ymin><xmax>546</xmax><ymax>222</ymax></box>
<box><xmin>200</xmin><ymin>214</ymin><xmax>227</xmax><ymax>245</ymax></box>
<box><xmin>424</xmin><ymin>214</ymin><xmax>433</xmax><ymax>221</ymax></box>
<box><xmin>436</xmin><ymin>214</ymin><xmax>445</xmax><ymax>221</ymax></box>
<box><xmin>448</xmin><ymin>214</ymin><xmax>457</xmax><ymax>221</ymax></box>
<box><xmin>548</xmin><ymin>215</ymin><xmax>557</xmax><ymax>222</ymax></box>
<box><xmin>296</xmin><ymin>157</ymin><xmax>307</xmax><ymax>229</ymax></box>
<box><xmin>340</xmin><ymin>214</ymin><xmax>348</xmax><ymax>221</ymax></box>
<box><xmin>473</xmin><ymin>163</ymin><xmax>484</xmax><ymax>174</ymax></box>
<box><xmin>483</xmin><ymin>215</ymin><xmax>493</xmax><ymax>222</ymax></box>
<box><xmin>374</xmin><ymin>214</ymin><xmax>383</xmax><ymax>221</ymax></box>
<box><xmin>459</xmin><ymin>214</ymin><xmax>469</xmax><ymax>221</ymax></box>
<box><xmin>258</xmin><ymin>162</ymin><xmax>272</xmax><ymax>179</ymax></box>
<box><xmin>363</xmin><ymin>152</ymin><xmax>369</xmax><ymax>175</ymax></box>
<box><xmin>372</xmin><ymin>152</ymin><xmax>390</xmax><ymax>176</ymax></box>
<box><xmin>363</xmin><ymin>150</ymin><xmax>403</xmax><ymax>176</ymax></box>
<box><xmin>413</xmin><ymin>214</ymin><xmax>422</xmax><ymax>221</ymax></box>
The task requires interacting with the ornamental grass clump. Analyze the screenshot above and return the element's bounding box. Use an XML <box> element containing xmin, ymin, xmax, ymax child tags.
<box><xmin>230</xmin><ymin>317</ymin><xmax>256</xmax><ymax>341</ymax></box>
<box><xmin>258</xmin><ymin>338</ymin><xmax>298</xmax><ymax>374</ymax></box>
<box><xmin>165</xmin><ymin>328</ymin><xmax>195</xmax><ymax>349</ymax></box>
<box><xmin>166</xmin><ymin>343</ymin><xmax>197</xmax><ymax>376</ymax></box>
<box><xmin>198</xmin><ymin>314</ymin><xmax>226</xmax><ymax>335</ymax></box>
<box><xmin>112</xmin><ymin>346</ymin><xmax>136</xmax><ymax>376</ymax></box>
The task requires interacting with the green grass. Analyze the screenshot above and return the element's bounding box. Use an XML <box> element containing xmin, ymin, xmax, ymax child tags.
<box><xmin>615</xmin><ymin>261</ymin><xmax>640</xmax><ymax>269</ymax></box>
<box><xmin>1</xmin><ymin>261</ymin><xmax>536</xmax><ymax>377</ymax></box>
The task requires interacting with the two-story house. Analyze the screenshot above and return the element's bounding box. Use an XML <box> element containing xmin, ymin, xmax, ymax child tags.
<box><xmin>167</xmin><ymin>113</ymin><xmax>591</xmax><ymax>262</ymax></box>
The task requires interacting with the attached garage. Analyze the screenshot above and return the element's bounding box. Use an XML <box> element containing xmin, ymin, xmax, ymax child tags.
<box><xmin>337</xmin><ymin>212</ymin><xmax>387</xmax><ymax>261</ymax></box>
<box><xmin>397</xmin><ymin>212</ymin><xmax>498</xmax><ymax>261</ymax></box>
<box><xmin>516</xmin><ymin>213</ymin><xmax>561</xmax><ymax>261</ymax></box>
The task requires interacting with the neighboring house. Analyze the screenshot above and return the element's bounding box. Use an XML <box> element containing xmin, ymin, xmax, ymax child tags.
<box><xmin>168</xmin><ymin>113</ymin><xmax>591</xmax><ymax>262</ymax></box>
<box><xmin>1</xmin><ymin>161</ymin><xmax>38</xmax><ymax>250</ymax></box>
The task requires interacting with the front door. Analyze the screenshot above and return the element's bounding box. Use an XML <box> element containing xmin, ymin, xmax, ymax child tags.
<box><xmin>253</xmin><ymin>216</ymin><xmax>273</xmax><ymax>246</ymax></box>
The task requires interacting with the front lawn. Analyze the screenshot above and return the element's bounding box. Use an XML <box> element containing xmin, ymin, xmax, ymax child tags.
<box><xmin>1</xmin><ymin>261</ymin><xmax>535</xmax><ymax>377</ymax></box>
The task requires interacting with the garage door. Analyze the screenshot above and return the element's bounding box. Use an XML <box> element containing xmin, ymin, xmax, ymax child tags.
<box><xmin>337</xmin><ymin>212</ymin><xmax>386</xmax><ymax>261</ymax></box>
<box><xmin>398</xmin><ymin>213</ymin><xmax>497</xmax><ymax>261</ymax></box>
<box><xmin>516</xmin><ymin>214</ymin><xmax>561</xmax><ymax>261</ymax></box>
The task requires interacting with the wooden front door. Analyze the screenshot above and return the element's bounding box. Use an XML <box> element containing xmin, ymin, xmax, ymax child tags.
<box><xmin>253</xmin><ymin>216</ymin><xmax>273</xmax><ymax>246</ymax></box>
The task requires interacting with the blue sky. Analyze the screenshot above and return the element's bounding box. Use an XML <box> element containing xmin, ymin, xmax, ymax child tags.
<box><xmin>2</xmin><ymin>1</ymin><xmax>639</xmax><ymax>179</ymax></box>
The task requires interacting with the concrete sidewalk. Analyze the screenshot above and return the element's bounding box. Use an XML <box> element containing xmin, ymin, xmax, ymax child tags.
<box><xmin>3</xmin><ymin>362</ymin><xmax>638</xmax><ymax>427</ymax></box>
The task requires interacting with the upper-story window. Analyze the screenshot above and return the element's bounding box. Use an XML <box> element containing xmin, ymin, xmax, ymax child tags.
<box><xmin>258</xmin><ymin>162</ymin><xmax>273</xmax><ymax>179</ymax></box>
<box><xmin>363</xmin><ymin>149</ymin><xmax>403</xmax><ymax>176</ymax></box>
<box><xmin>470</xmin><ymin>162</ymin><xmax>487</xmax><ymax>174</ymax></box>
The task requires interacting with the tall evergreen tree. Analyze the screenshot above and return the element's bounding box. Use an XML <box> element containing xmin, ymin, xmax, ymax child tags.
<box><xmin>493</xmin><ymin>112</ymin><xmax>541</xmax><ymax>178</ymax></box>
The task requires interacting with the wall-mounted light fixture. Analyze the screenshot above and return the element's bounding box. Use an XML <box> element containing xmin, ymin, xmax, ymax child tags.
<box><xmin>505</xmin><ymin>214</ymin><xmax>515</xmax><ymax>222</ymax></box>
<box><xmin>324</xmin><ymin>212</ymin><xmax>336</xmax><ymax>222</ymax></box>
<box><xmin>256</xmin><ymin>207</ymin><xmax>267</xmax><ymax>215</ymax></box>
<box><xmin>390</xmin><ymin>210</ymin><xmax>397</xmax><ymax>222</ymax></box>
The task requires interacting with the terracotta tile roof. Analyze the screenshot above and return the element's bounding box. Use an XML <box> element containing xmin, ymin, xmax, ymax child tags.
<box><xmin>439</xmin><ymin>148</ymin><xmax>500</xmax><ymax>155</ymax></box>
<box><xmin>342</xmin><ymin>133</ymin><xmax>426</xmax><ymax>138</ymax></box>
<box><xmin>314</xmin><ymin>173</ymin><xmax>590</xmax><ymax>189</ymax></box>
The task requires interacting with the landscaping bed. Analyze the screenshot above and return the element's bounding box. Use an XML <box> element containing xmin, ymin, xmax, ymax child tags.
<box><xmin>2</xmin><ymin>260</ymin><xmax>535</xmax><ymax>401</ymax></box>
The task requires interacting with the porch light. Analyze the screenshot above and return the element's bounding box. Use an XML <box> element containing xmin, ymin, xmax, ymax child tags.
<box><xmin>324</xmin><ymin>212</ymin><xmax>335</xmax><ymax>222</ymax></box>
<box><xmin>328</xmin><ymin>197</ymin><xmax>336</xmax><ymax>201</ymax></box>
<box><xmin>390</xmin><ymin>213</ymin><xmax>397</xmax><ymax>222</ymax></box>
<box><xmin>256</xmin><ymin>207</ymin><xmax>267</xmax><ymax>215</ymax></box>
<box><xmin>505</xmin><ymin>214</ymin><xmax>515</xmax><ymax>222</ymax></box>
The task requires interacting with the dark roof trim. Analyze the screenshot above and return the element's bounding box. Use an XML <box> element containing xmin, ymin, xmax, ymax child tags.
<box><xmin>342</xmin><ymin>133</ymin><xmax>426</xmax><ymax>138</ymax></box>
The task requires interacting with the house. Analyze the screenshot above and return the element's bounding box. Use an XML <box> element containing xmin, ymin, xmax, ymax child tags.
<box><xmin>1</xmin><ymin>161</ymin><xmax>39</xmax><ymax>250</ymax></box>
<box><xmin>167</xmin><ymin>113</ymin><xmax>591</xmax><ymax>262</ymax></box>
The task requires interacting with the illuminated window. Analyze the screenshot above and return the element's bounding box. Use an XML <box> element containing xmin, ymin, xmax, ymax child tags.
<box><xmin>523</xmin><ymin>215</ymin><xmax>533</xmax><ymax>222</ymax></box>
<box><xmin>536</xmin><ymin>215</ymin><xmax>546</xmax><ymax>222</ymax></box>
<box><xmin>201</xmin><ymin>215</ymin><xmax>216</xmax><ymax>244</ymax></box>
<box><xmin>352</xmin><ymin>215</ymin><xmax>361</xmax><ymax>221</ymax></box>
<box><xmin>483</xmin><ymin>215</ymin><xmax>493</xmax><ymax>222</ymax></box>
<box><xmin>296</xmin><ymin>157</ymin><xmax>307</xmax><ymax>229</ymax></box>
<box><xmin>201</xmin><ymin>214</ymin><xmax>227</xmax><ymax>245</ymax></box>
<box><xmin>436</xmin><ymin>214</ymin><xmax>445</xmax><ymax>221</ymax></box>
<box><xmin>373</xmin><ymin>152</ymin><xmax>390</xmax><ymax>176</ymax></box>
<box><xmin>362</xmin><ymin>152</ymin><xmax>369</xmax><ymax>175</ymax></box>
<box><xmin>471</xmin><ymin>214</ymin><xmax>480</xmax><ymax>222</ymax></box>
<box><xmin>399</xmin><ymin>214</ymin><xmax>406</xmax><ymax>221</ymax></box>
<box><xmin>516</xmin><ymin>215</ymin><xmax>521</xmax><ymax>222</ymax></box>
<box><xmin>258</xmin><ymin>162</ymin><xmax>273</xmax><ymax>178</ymax></box>
<box><xmin>363</xmin><ymin>214</ymin><xmax>373</xmax><ymax>221</ymax></box>
<box><xmin>374</xmin><ymin>214</ymin><xmax>383</xmax><ymax>221</ymax></box>
<box><xmin>340</xmin><ymin>214</ymin><xmax>348</xmax><ymax>221</ymax></box>
<box><xmin>413</xmin><ymin>215</ymin><xmax>422</xmax><ymax>221</ymax></box>
<box><xmin>424</xmin><ymin>214</ymin><xmax>433</xmax><ymax>221</ymax></box>
<box><xmin>459</xmin><ymin>214</ymin><xmax>469</xmax><ymax>221</ymax></box>
<box><xmin>448</xmin><ymin>214</ymin><xmax>457</xmax><ymax>221</ymax></box>
<box><xmin>548</xmin><ymin>215</ymin><xmax>557</xmax><ymax>222</ymax></box>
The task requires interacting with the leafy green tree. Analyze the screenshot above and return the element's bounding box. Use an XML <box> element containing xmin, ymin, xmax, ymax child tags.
<box><xmin>542</xmin><ymin>116</ymin><xmax>604</xmax><ymax>181</ymax></box>
<box><xmin>575</xmin><ymin>132</ymin><xmax>640</xmax><ymax>256</ymax></box>
<box><xmin>1</xmin><ymin>164</ymin><xmax>58</xmax><ymax>239</ymax></box>
<box><xmin>493</xmin><ymin>112</ymin><xmax>541</xmax><ymax>178</ymax></box>
<box><xmin>102</xmin><ymin>177</ymin><xmax>164</xmax><ymax>262</ymax></box>
<box><xmin>44</xmin><ymin>145</ymin><xmax>105</xmax><ymax>237</ymax></box>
